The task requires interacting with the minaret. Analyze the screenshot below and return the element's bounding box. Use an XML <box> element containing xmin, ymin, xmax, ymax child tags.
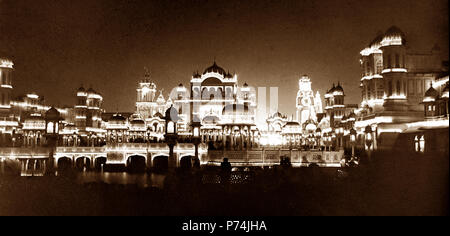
<box><xmin>380</xmin><ymin>26</ymin><xmax>408</xmax><ymax>111</ymax></box>
<box><xmin>0</xmin><ymin>58</ymin><xmax>13</xmax><ymax>113</ymax></box>
<box><xmin>75</xmin><ymin>86</ymin><xmax>87</xmax><ymax>129</ymax></box>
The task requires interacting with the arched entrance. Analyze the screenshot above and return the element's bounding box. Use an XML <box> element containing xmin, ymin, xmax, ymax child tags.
<box><xmin>75</xmin><ymin>157</ymin><xmax>91</xmax><ymax>171</ymax></box>
<box><xmin>127</xmin><ymin>155</ymin><xmax>146</xmax><ymax>173</ymax></box>
<box><xmin>152</xmin><ymin>155</ymin><xmax>169</xmax><ymax>172</ymax></box>
<box><xmin>57</xmin><ymin>157</ymin><xmax>72</xmax><ymax>172</ymax></box>
<box><xmin>94</xmin><ymin>157</ymin><xmax>107</xmax><ymax>171</ymax></box>
<box><xmin>179</xmin><ymin>155</ymin><xmax>193</xmax><ymax>170</ymax></box>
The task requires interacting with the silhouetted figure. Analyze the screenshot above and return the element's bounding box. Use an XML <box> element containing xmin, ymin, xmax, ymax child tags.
<box><xmin>220</xmin><ymin>158</ymin><xmax>232</xmax><ymax>187</ymax></box>
<box><xmin>280</xmin><ymin>156</ymin><xmax>291</xmax><ymax>169</ymax></box>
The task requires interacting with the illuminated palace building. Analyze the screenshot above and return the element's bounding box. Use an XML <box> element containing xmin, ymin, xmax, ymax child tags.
<box><xmin>266</xmin><ymin>75</ymin><xmax>324</xmax><ymax>139</ymax></box>
<box><xmin>131</xmin><ymin>62</ymin><xmax>258</xmax><ymax>149</ymax></box>
<box><xmin>356</xmin><ymin>26</ymin><xmax>449</xmax><ymax>153</ymax></box>
<box><xmin>0</xmin><ymin>58</ymin><xmax>106</xmax><ymax>147</ymax></box>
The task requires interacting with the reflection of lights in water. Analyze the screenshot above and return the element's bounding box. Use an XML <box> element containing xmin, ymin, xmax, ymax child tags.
<box><xmin>76</xmin><ymin>172</ymin><xmax>166</xmax><ymax>189</ymax></box>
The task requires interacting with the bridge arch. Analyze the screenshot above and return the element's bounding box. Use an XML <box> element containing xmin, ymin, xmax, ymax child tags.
<box><xmin>75</xmin><ymin>156</ymin><xmax>91</xmax><ymax>171</ymax></box>
<box><xmin>127</xmin><ymin>154</ymin><xmax>147</xmax><ymax>173</ymax></box>
<box><xmin>94</xmin><ymin>156</ymin><xmax>107</xmax><ymax>171</ymax></box>
<box><xmin>179</xmin><ymin>155</ymin><xmax>196</xmax><ymax>170</ymax></box>
<box><xmin>57</xmin><ymin>157</ymin><xmax>73</xmax><ymax>172</ymax></box>
<box><xmin>152</xmin><ymin>155</ymin><xmax>169</xmax><ymax>172</ymax></box>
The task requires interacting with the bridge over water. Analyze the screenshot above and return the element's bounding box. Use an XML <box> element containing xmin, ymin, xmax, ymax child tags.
<box><xmin>0</xmin><ymin>143</ymin><xmax>208</xmax><ymax>176</ymax></box>
<box><xmin>0</xmin><ymin>144</ymin><xmax>344</xmax><ymax>176</ymax></box>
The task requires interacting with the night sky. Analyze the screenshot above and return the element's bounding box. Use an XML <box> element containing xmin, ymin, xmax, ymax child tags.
<box><xmin>0</xmin><ymin>0</ymin><xmax>448</xmax><ymax>115</ymax></box>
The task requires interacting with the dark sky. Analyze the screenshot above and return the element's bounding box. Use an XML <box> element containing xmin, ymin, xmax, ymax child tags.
<box><xmin>0</xmin><ymin>0</ymin><xmax>448</xmax><ymax>115</ymax></box>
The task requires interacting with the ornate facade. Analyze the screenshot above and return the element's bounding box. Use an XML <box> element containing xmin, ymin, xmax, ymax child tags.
<box><xmin>355</xmin><ymin>26</ymin><xmax>449</xmax><ymax>151</ymax></box>
<box><xmin>296</xmin><ymin>75</ymin><xmax>323</xmax><ymax>126</ymax></box>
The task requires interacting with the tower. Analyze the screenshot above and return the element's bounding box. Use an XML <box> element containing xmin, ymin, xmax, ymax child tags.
<box><xmin>380</xmin><ymin>26</ymin><xmax>408</xmax><ymax>111</ymax></box>
<box><xmin>296</xmin><ymin>75</ymin><xmax>317</xmax><ymax>125</ymax></box>
<box><xmin>136</xmin><ymin>71</ymin><xmax>157</xmax><ymax>119</ymax></box>
<box><xmin>0</xmin><ymin>58</ymin><xmax>13</xmax><ymax>113</ymax></box>
<box><xmin>75</xmin><ymin>86</ymin><xmax>88</xmax><ymax>129</ymax></box>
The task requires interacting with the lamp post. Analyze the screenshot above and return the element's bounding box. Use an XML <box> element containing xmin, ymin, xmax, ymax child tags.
<box><xmin>350</xmin><ymin>128</ymin><xmax>357</xmax><ymax>161</ymax></box>
<box><xmin>190</xmin><ymin>120</ymin><xmax>202</xmax><ymax>163</ymax></box>
<box><xmin>315</xmin><ymin>128</ymin><xmax>321</xmax><ymax>150</ymax></box>
<box><xmin>365</xmin><ymin>125</ymin><xmax>373</xmax><ymax>162</ymax></box>
<box><xmin>164</xmin><ymin>105</ymin><xmax>179</xmax><ymax>169</ymax></box>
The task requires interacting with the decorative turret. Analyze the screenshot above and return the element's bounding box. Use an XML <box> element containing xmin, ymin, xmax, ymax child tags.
<box><xmin>0</xmin><ymin>57</ymin><xmax>13</xmax><ymax>110</ymax></box>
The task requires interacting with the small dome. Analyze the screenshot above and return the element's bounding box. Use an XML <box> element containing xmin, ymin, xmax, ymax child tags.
<box><xmin>243</xmin><ymin>82</ymin><xmax>248</xmax><ymax>87</ymax></box>
<box><xmin>225</xmin><ymin>71</ymin><xmax>233</xmax><ymax>78</ymax></box>
<box><xmin>77</xmin><ymin>86</ymin><xmax>85</xmax><ymax>92</ymax></box>
<box><xmin>423</xmin><ymin>84</ymin><xmax>439</xmax><ymax>102</ymax></box>
<box><xmin>334</xmin><ymin>82</ymin><xmax>344</xmax><ymax>93</ymax></box>
<box><xmin>304</xmin><ymin>121</ymin><xmax>317</xmax><ymax>132</ymax></box>
<box><xmin>203</xmin><ymin>61</ymin><xmax>226</xmax><ymax>75</ymax></box>
<box><xmin>425</xmin><ymin>86</ymin><xmax>438</xmax><ymax>97</ymax></box>
<box><xmin>45</xmin><ymin>107</ymin><xmax>61</xmax><ymax>120</ymax></box>
<box><xmin>202</xmin><ymin>115</ymin><xmax>220</xmax><ymax>124</ymax></box>
<box><xmin>348</xmin><ymin>112</ymin><xmax>356</xmax><ymax>120</ymax></box>
<box><xmin>383</xmin><ymin>26</ymin><xmax>406</xmax><ymax>44</ymax></box>
<box><xmin>285</xmin><ymin>121</ymin><xmax>300</xmax><ymax>127</ymax></box>
<box><xmin>165</xmin><ymin>105</ymin><xmax>180</xmax><ymax>121</ymax></box>
<box><xmin>193</xmin><ymin>71</ymin><xmax>201</xmax><ymax>78</ymax></box>
<box><xmin>87</xmin><ymin>87</ymin><xmax>96</xmax><ymax>94</ymax></box>
<box><xmin>369</xmin><ymin>31</ymin><xmax>384</xmax><ymax>48</ymax></box>
<box><xmin>329</xmin><ymin>83</ymin><xmax>336</xmax><ymax>93</ymax></box>
<box><xmin>385</xmin><ymin>26</ymin><xmax>404</xmax><ymax>36</ymax></box>
<box><xmin>156</xmin><ymin>93</ymin><xmax>165</xmax><ymax>103</ymax></box>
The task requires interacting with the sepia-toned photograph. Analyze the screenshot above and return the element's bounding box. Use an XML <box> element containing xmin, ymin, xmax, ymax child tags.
<box><xmin>0</xmin><ymin>0</ymin><xmax>448</xmax><ymax>220</ymax></box>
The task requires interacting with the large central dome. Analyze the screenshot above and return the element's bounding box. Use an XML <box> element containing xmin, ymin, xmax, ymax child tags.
<box><xmin>203</xmin><ymin>61</ymin><xmax>226</xmax><ymax>75</ymax></box>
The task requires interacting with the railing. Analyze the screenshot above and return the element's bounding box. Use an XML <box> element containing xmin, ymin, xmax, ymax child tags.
<box><xmin>56</xmin><ymin>146</ymin><xmax>106</xmax><ymax>153</ymax></box>
<box><xmin>0</xmin><ymin>147</ymin><xmax>50</xmax><ymax>158</ymax></box>
<box><xmin>205</xmin><ymin>149</ymin><xmax>344</xmax><ymax>167</ymax></box>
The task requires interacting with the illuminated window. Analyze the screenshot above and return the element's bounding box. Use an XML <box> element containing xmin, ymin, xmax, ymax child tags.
<box><xmin>415</xmin><ymin>135</ymin><xmax>425</xmax><ymax>153</ymax></box>
<box><xmin>47</xmin><ymin>122</ymin><xmax>54</xmax><ymax>134</ymax></box>
<box><xmin>167</xmin><ymin>121</ymin><xmax>175</xmax><ymax>133</ymax></box>
<box><xmin>419</xmin><ymin>136</ymin><xmax>425</xmax><ymax>153</ymax></box>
